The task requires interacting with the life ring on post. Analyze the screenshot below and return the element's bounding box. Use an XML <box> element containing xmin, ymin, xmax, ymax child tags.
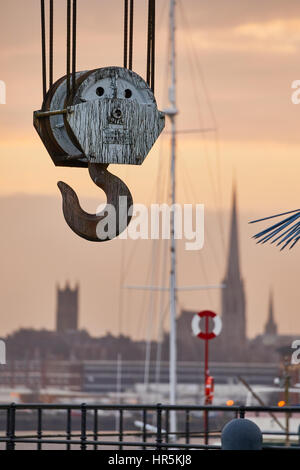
<box><xmin>191</xmin><ymin>310</ymin><xmax>222</xmax><ymax>340</ymax></box>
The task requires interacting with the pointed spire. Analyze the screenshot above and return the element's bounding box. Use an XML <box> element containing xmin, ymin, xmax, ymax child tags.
<box><xmin>226</xmin><ymin>184</ymin><xmax>241</xmax><ymax>280</ymax></box>
<box><xmin>265</xmin><ymin>289</ymin><xmax>277</xmax><ymax>335</ymax></box>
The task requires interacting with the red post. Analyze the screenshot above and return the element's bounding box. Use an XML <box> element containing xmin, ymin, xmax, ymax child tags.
<box><xmin>204</xmin><ymin>315</ymin><xmax>209</xmax><ymax>384</ymax></box>
<box><xmin>204</xmin><ymin>316</ymin><xmax>209</xmax><ymax>446</ymax></box>
<box><xmin>192</xmin><ymin>310</ymin><xmax>222</xmax><ymax>448</ymax></box>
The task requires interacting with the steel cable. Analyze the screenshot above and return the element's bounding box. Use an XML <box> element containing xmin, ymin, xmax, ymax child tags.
<box><xmin>72</xmin><ymin>0</ymin><xmax>77</xmax><ymax>97</ymax></box>
<box><xmin>150</xmin><ymin>0</ymin><xmax>155</xmax><ymax>92</ymax></box>
<box><xmin>66</xmin><ymin>0</ymin><xmax>71</xmax><ymax>99</ymax></box>
<box><xmin>146</xmin><ymin>1</ymin><xmax>156</xmax><ymax>92</ymax></box>
<box><xmin>128</xmin><ymin>0</ymin><xmax>134</xmax><ymax>70</ymax></box>
<box><xmin>123</xmin><ymin>0</ymin><xmax>128</xmax><ymax>68</ymax></box>
<box><xmin>49</xmin><ymin>0</ymin><xmax>54</xmax><ymax>88</ymax></box>
<box><xmin>40</xmin><ymin>0</ymin><xmax>47</xmax><ymax>99</ymax></box>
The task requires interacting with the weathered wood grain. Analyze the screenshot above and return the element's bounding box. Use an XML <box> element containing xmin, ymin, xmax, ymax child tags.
<box><xmin>67</xmin><ymin>98</ymin><xmax>165</xmax><ymax>165</ymax></box>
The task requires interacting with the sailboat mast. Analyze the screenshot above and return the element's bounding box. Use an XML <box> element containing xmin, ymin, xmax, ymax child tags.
<box><xmin>168</xmin><ymin>0</ymin><xmax>177</xmax><ymax>433</ymax></box>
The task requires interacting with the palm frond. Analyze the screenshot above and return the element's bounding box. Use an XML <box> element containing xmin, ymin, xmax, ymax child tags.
<box><xmin>249</xmin><ymin>209</ymin><xmax>300</xmax><ymax>250</ymax></box>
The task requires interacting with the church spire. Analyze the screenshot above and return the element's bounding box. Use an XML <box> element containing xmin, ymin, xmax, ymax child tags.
<box><xmin>226</xmin><ymin>184</ymin><xmax>241</xmax><ymax>281</ymax></box>
<box><xmin>219</xmin><ymin>184</ymin><xmax>247</xmax><ymax>360</ymax></box>
<box><xmin>265</xmin><ymin>290</ymin><xmax>277</xmax><ymax>336</ymax></box>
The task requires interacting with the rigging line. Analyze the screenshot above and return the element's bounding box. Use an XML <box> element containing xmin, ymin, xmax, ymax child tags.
<box><xmin>72</xmin><ymin>0</ymin><xmax>77</xmax><ymax>97</ymax></box>
<box><xmin>122</xmin><ymin>1</ymin><xmax>168</xmax><ymax>341</ymax></box>
<box><xmin>176</xmin><ymin>301</ymin><xmax>199</xmax><ymax>363</ymax></box>
<box><xmin>150</xmin><ymin>13</ymin><xmax>171</xmax><ymax>360</ymax></box>
<box><xmin>123</xmin><ymin>0</ymin><xmax>128</xmax><ymax>68</ymax></box>
<box><xmin>155</xmin><ymin>299</ymin><xmax>169</xmax><ymax>384</ymax></box>
<box><xmin>128</xmin><ymin>0</ymin><xmax>134</xmax><ymax>70</ymax></box>
<box><xmin>117</xmin><ymin>167</ymin><xmax>132</xmax><ymax>337</ymax></box>
<box><xmin>40</xmin><ymin>0</ymin><xmax>47</xmax><ymax>100</ymax></box>
<box><xmin>117</xmin><ymin>240</ymin><xmax>126</xmax><ymax>337</ymax></box>
<box><xmin>155</xmin><ymin>239</ymin><xmax>169</xmax><ymax>383</ymax></box>
<box><xmin>135</xmin><ymin>255</ymin><xmax>155</xmax><ymax>339</ymax></box>
<box><xmin>182</xmin><ymin>153</ymin><xmax>223</xmax><ymax>275</ymax></box>
<box><xmin>178</xmin><ymin>0</ymin><xmax>217</xmax><ymax>130</ymax></box>
<box><xmin>178</xmin><ymin>13</ymin><xmax>218</xmax><ymax>203</ymax></box>
<box><xmin>143</xmin><ymin>147</ymin><xmax>170</xmax><ymax>375</ymax></box>
<box><xmin>133</xmin><ymin>143</ymin><xmax>169</xmax><ymax>342</ymax></box>
<box><xmin>49</xmin><ymin>0</ymin><xmax>54</xmax><ymax>88</ymax></box>
<box><xmin>178</xmin><ymin>0</ymin><xmax>225</xmax><ymax>250</ymax></box>
<box><xmin>66</xmin><ymin>0</ymin><xmax>71</xmax><ymax>99</ymax></box>
<box><xmin>143</xmin><ymin>237</ymin><xmax>161</xmax><ymax>386</ymax></box>
<box><xmin>180</xmin><ymin>143</ymin><xmax>222</xmax><ymax>273</ymax></box>
<box><xmin>141</xmin><ymin>147</ymin><xmax>168</xmax><ymax>349</ymax></box>
<box><xmin>180</xmin><ymin>141</ymin><xmax>222</xmax><ymax>272</ymax></box>
<box><xmin>177</xmin><ymin>2</ymin><xmax>225</xmax><ymax>256</ymax></box>
<box><xmin>179</xmin><ymin>157</ymin><xmax>215</xmax><ymax>304</ymax></box>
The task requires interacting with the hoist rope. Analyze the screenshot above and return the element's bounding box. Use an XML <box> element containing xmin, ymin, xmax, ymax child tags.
<box><xmin>40</xmin><ymin>0</ymin><xmax>154</xmax><ymax>100</ymax></box>
<box><xmin>146</xmin><ymin>0</ymin><xmax>151</xmax><ymax>85</ymax></box>
<box><xmin>123</xmin><ymin>0</ymin><xmax>134</xmax><ymax>70</ymax></box>
<box><xmin>66</xmin><ymin>0</ymin><xmax>71</xmax><ymax>99</ymax></box>
<box><xmin>123</xmin><ymin>0</ymin><xmax>128</xmax><ymax>68</ymax></box>
<box><xmin>40</xmin><ymin>0</ymin><xmax>47</xmax><ymax>100</ymax></box>
<box><xmin>72</xmin><ymin>0</ymin><xmax>77</xmax><ymax>97</ymax></box>
<box><xmin>150</xmin><ymin>0</ymin><xmax>155</xmax><ymax>91</ymax></box>
<box><xmin>146</xmin><ymin>0</ymin><xmax>155</xmax><ymax>92</ymax></box>
<box><xmin>49</xmin><ymin>0</ymin><xmax>54</xmax><ymax>88</ymax></box>
<box><xmin>128</xmin><ymin>0</ymin><xmax>134</xmax><ymax>70</ymax></box>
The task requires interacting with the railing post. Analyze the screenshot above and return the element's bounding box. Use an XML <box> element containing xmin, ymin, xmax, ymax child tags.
<box><xmin>156</xmin><ymin>403</ymin><xmax>162</xmax><ymax>451</ymax></box>
<box><xmin>142</xmin><ymin>409</ymin><xmax>147</xmax><ymax>450</ymax></box>
<box><xmin>119</xmin><ymin>409</ymin><xmax>124</xmax><ymax>451</ymax></box>
<box><xmin>93</xmin><ymin>408</ymin><xmax>98</xmax><ymax>451</ymax></box>
<box><xmin>165</xmin><ymin>409</ymin><xmax>169</xmax><ymax>445</ymax></box>
<box><xmin>239</xmin><ymin>406</ymin><xmax>246</xmax><ymax>419</ymax></box>
<box><xmin>66</xmin><ymin>408</ymin><xmax>71</xmax><ymax>450</ymax></box>
<box><xmin>204</xmin><ymin>407</ymin><xmax>209</xmax><ymax>447</ymax></box>
<box><xmin>80</xmin><ymin>403</ymin><xmax>87</xmax><ymax>451</ymax></box>
<box><xmin>37</xmin><ymin>407</ymin><xmax>42</xmax><ymax>450</ymax></box>
<box><xmin>185</xmin><ymin>410</ymin><xmax>190</xmax><ymax>444</ymax></box>
<box><xmin>6</xmin><ymin>403</ymin><xmax>16</xmax><ymax>451</ymax></box>
<box><xmin>6</xmin><ymin>405</ymin><xmax>11</xmax><ymax>451</ymax></box>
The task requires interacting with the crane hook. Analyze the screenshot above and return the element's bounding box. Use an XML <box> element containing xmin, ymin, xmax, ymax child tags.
<box><xmin>57</xmin><ymin>163</ymin><xmax>133</xmax><ymax>242</ymax></box>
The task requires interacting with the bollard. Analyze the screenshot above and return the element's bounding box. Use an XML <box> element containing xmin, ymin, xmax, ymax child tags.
<box><xmin>221</xmin><ymin>418</ymin><xmax>262</xmax><ymax>450</ymax></box>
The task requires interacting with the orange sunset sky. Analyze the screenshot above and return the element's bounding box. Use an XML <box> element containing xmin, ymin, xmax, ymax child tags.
<box><xmin>1</xmin><ymin>0</ymin><xmax>300</xmax><ymax>342</ymax></box>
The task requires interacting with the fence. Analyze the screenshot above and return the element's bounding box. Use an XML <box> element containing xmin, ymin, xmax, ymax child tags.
<box><xmin>1</xmin><ymin>403</ymin><xmax>300</xmax><ymax>450</ymax></box>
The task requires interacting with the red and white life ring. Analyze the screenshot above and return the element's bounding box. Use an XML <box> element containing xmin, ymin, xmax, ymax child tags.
<box><xmin>191</xmin><ymin>310</ymin><xmax>222</xmax><ymax>340</ymax></box>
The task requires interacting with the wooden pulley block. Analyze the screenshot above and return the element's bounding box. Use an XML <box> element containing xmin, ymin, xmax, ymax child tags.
<box><xmin>34</xmin><ymin>66</ymin><xmax>165</xmax><ymax>167</ymax></box>
<box><xmin>33</xmin><ymin>66</ymin><xmax>165</xmax><ymax>242</ymax></box>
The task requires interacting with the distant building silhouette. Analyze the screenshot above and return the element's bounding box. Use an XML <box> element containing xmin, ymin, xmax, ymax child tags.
<box><xmin>56</xmin><ymin>283</ymin><xmax>79</xmax><ymax>333</ymax></box>
<box><xmin>217</xmin><ymin>186</ymin><xmax>247</xmax><ymax>360</ymax></box>
<box><xmin>264</xmin><ymin>290</ymin><xmax>277</xmax><ymax>336</ymax></box>
<box><xmin>161</xmin><ymin>186</ymin><xmax>248</xmax><ymax>362</ymax></box>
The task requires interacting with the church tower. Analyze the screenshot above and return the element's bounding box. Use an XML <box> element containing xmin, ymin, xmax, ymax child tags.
<box><xmin>264</xmin><ymin>290</ymin><xmax>277</xmax><ymax>336</ymax></box>
<box><xmin>219</xmin><ymin>187</ymin><xmax>247</xmax><ymax>359</ymax></box>
<box><xmin>56</xmin><ymin>282</ymin><xmax>79</xmax><ymax>333</ymax></box>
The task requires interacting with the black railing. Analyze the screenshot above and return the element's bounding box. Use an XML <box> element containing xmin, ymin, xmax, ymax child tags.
<box><xmin>1</xmin><ymin>403</ymin><xmax>300</xmax><ymax>450</ymax></box>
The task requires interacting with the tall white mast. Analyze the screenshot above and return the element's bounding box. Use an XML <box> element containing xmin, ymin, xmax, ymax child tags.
<box><xmin>125</xmin><ymin>0</ymin><xmax>224</xmax><ymax>438</ymax></box>
<box><xmin>166</xmin><ymin>0</ymin><xmax>178</xmax><ymax>435</ymax></box>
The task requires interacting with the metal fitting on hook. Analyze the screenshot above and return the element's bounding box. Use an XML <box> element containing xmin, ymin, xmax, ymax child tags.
<box><xmin>58</xmin><ymin>163</ymin><xmax>133</xmax><ymax>242</ymax></box>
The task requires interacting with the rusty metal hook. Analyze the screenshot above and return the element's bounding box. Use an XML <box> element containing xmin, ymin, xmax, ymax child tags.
<box><xmin>57</xmin><ymin>163</ymin><xmax>133</xmax><ymax>242</ymax></box>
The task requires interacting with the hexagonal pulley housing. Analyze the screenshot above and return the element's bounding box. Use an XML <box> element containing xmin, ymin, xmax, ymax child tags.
<box><xmin>34</xmin><ymin>66</ymin><xmax>165</xmax><ymax>168</ymax></box>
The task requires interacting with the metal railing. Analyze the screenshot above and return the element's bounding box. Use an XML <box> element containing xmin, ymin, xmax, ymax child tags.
<box><xmin>0</xmin><ymin>403</ymin><xmax>300</xmax><ymax>450</ymax></box>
